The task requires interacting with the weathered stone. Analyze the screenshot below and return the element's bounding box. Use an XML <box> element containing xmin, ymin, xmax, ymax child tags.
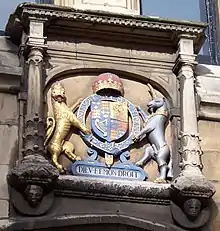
<box><xmin>0</xmin><ymin>94</ymin><xmax>18</xmax><ymax>121</ymax></box>
<box><xmin>211</xmin><ymin>182</ymin><xmax>220</xmax><ymax>202</ymax></box>
<box><xmin>0</xmin><ymin>37</ymin><xmax>19</xmax><ymax>68</ymax></box>
<box><xmin>0</xmin><ymin>200</ymin><xmax>9</xmax><ymax>219</ymax></box>
<box><xmin>0</xmin><ymin>65</ymin><xmax>21</xmax><ymax>93</ymax></box>
<box><xmin>170</xmin><ymin>200</ymin><xmax>210</xmax><ymax>229</ymax></box>
<box><xmin>202</xmin><ymin>150</ymin><xmax>220</xmax><ymax>181</ymax></box>
<box><xmin>0</xmin><ymin>219</ymin><xmax>11</xmax><ymax>231</ymax></box>
<box><xmin>196</xmin><ymin>64</ymin><xmax>220</xmax><ymax>121</ymax></box>
<box><xmin>199</xmin><ymin>120</ymin><xmax>220</xmax><ymax>151</ymax></box>
<box><xmin>0</xmin><ymin>125</ymin><xmax>18</xmax><ymax>165</ymax></box>
<box><xmin>0</xmin><ymin>165</ymin><xmax>9</xmax><ymax>200</ymax></box>
<box><xmin>8</xmin><ymin>154</ymin><xmax>59</xmax><ymax>216</ymax></box>
<box><xmin>171</xmin><ymin>172</ymin><xmax>215</xmax><ymax>199</ymax></box>
<box><xmin>56</xmin><ymin>175</ymin><xmax>171</xmax><ymax>204</ymax></box>
<box><xmin>0</xmin><ymin>37</ymin><xmax>18</xmax><ymax>53</ymax></box>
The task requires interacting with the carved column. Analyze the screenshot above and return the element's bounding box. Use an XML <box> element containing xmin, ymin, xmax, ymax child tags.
<box><xmin>178</xmin><ymin>63</ymin><xmax>202</xmax><ymax>173</ymax></box>
<box><xmin>171</xmin><ymin>35</ymin><xmax>215</xmax><ymax>229</ymax></box>
<box><xmin>7</xmin><ymin>19</ymin><xmax>59</xmax><ymax>216</ymax></box>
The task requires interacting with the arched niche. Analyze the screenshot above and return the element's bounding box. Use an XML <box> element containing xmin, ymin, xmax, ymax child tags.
<box><xmin>45</xmin><ymin>63</ymin><xmax>177</xmax><ymax>107</ymax></box>
<box><xmin>44</xmin><ymin>65</ymin><xmax>179</xmax><ymax>181</ymax></box>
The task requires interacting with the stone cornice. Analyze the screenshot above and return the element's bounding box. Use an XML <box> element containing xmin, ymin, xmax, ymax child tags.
<box><xmin>56</xmin><ymin>175</ymin><xmax>170</xmax><ymax>205</ymax></box>
<box><xmin>6</xmin><ymin>3</ymin><xmax>206</xmax><ymax>51</ymax></box>
<box><xmin>19</xmin><ymin>4</ymin><xmax>206</xmax><ymax>33</ymax></box>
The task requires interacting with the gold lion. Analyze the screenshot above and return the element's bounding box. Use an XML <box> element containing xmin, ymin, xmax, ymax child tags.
<box><xmin>45</xmin><ymin>82</ymin><xmax>90</xmax><ymax>173</ymax></box>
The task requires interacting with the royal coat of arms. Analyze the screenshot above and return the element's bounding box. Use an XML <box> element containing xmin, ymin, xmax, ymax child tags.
<box><xmin>46</xmin><ymin>72</ymin><xmax>171</xmax><ymax>182</ymax></box>
<box><xmin>71</xmin><ymin>73</ymin><xmax>148</xmax><ymax>180</ymax></box>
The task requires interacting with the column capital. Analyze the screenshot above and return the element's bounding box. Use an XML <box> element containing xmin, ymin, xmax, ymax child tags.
<box><xmin>26</xmin><ymin>17</ymin><xmax>47</xmax><ymax>49</ymax></box>
<box><xmin>173</xmin><ymin>34</ymin><xmax>198</xmax><ymax>75</ymax></box>
<box><xmin>22</xmin><ymin>18</ymin><xmax>48</xmax><ymax>61</ymax></box>
<box><xmin>27</xmin><ymin>47</ymin><xmax>44</xmax><ymax>65</ymax></box>
<box><xmin>173</xmin><ymin>53</ymin><xmax>197</xmax><ymax>76</ymax></box>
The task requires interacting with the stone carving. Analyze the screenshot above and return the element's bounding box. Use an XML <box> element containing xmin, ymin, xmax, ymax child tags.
<box><xmin>8</xmin><ymin>154</ymin><xmax>59</xmax><ymax>215</ymax></box>
<box><xmin>20</xmin><ymin>4</ymin><xmax>205</xmax><ymax>35</ymax></box>
<box><xmin>183</xmin><ymin>198</ymin><xmax>202</xmax><ymax>221</ymax></box>
<box><xmin>45</xmin><ymin>82</ymin><xmax>90</xmax><ymax>173</ymax></box>
<box><xmin>24</xmin><ymin>184</ymin><xmax>44</xmax><ymax>208</ymax></box>
<box><xmin>170</xmin><ymin>44</ymin><xmax>215</xmax><ymax>229</ymax></box>
<box><xmin>11</xmin><ymin>186</ymin><xmax>54</xmax><ymax>216</ymax></box>
<box><xmin>8</xmin><ymin>43</ymin><xmax>60</xmax><ymax>215</ymax></box>
<box><xmin>170</xmin><ymin>199</ymin><xmax>210</xmax><ymax>229</ymax></box>
<box><xmin>133</xmin><ymin>84</ymin><xmax>171</xmax><ymax>183</ymax></box>
<box><xmin>72</xmin><ymin>73</ymin><xmax>147</xmax><ymax>181</ymax></box>
<box><xmin>179</xmin><ymin>132</ymin><xmax>203</xmax><ymax>170</ymax></box>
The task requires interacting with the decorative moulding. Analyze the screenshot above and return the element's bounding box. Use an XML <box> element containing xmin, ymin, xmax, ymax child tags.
<box><xmin>55</xmin><ymin>175</ymin><xmax>171</xmax><ymax>205</ymax></box>
<box><xmin>6</xmin><ymin>3</ymin><xmax>206</xmax><ymax>52</ymax></box>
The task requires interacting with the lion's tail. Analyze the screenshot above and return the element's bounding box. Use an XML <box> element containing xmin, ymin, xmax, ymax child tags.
<box><xmin>44</xmin><ymin>117</ymin><xmax>56</xmax><ymax>146</ymax></box>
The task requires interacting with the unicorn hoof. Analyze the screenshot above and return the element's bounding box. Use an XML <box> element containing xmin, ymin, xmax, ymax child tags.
<box><xmin>75</xmin><ymin>156</ymin><xmax>81</xmax><ymax>161</ymax></box>
<box><xmin>136</xmin><ymin>161</ymin><xmax>143</xmax><ymax>167</ymax></box>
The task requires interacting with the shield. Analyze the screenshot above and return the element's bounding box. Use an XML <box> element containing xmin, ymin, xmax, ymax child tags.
<box><xmin>91</xmin><ymin>100</ymin><xmax>128</xmax><ymax>142</ymax></box>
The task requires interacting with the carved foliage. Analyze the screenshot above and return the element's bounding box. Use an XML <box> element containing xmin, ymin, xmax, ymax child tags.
<box><xmin>22</xmin><ymin>116</ymin><xmax>45</xmax><ymax>156</ymax></box>
<box><xmin>179</xmin><ymin>132</ymin><xmax>203</xmax><ymax>170</ymax></box>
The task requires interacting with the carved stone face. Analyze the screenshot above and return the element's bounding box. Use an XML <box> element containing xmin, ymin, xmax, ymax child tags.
<box><xmin>25</xmin><ymin>185</ymin><xmax>43</xmax><ymax>208</ymax></box>
<box><xmin>51</xmin><ymin>82</ymin><xmax>66</xmax><ymax>103</ymax></box>
<box><xmin>183</xmin><ymin>198</ymin><xmax>201</xmax><ymax>220</ymax></box>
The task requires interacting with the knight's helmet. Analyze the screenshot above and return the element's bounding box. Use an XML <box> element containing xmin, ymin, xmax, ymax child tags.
<box><xmin>92</xmin><ymin>73</ymin><xmax>124</xmax><ymax>96</ymax></box>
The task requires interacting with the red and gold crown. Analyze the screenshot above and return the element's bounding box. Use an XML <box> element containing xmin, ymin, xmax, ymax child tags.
<box><xmin>92</xmin><ymin>73</ymin><xmax>124</xmax><ymax>96</ymax></box>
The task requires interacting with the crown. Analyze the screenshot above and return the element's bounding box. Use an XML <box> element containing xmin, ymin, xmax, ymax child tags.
<box><xmin>92</xmin><ymin>73</ymin><xmax>124</xmax><ymax>96</ymax></box>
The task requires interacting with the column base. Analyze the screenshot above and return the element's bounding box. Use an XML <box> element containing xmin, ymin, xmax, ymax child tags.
<box><xmin>171</xmin><ymin>170</ymin><xmax>215</xmax><ymax>198</ymax></box>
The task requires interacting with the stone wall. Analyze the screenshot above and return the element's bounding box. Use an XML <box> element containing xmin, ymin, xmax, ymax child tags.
<box><xmin>0</xmin><ymin>36</ymin><xmax>20</xmax><ymax>222</ymax></box>
<box><xmin>196</xmin><ymin>64</ymin><xmax>220</xmax><ymax>231</ymax></box>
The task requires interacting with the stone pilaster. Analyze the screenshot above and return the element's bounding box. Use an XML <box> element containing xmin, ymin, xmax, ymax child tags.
<box><xmin>7</xmin><ymin>19</ymin><xmax>59</xmax><ymax>216</ymax></box>
<box><xmin>171</xmin><ymin>35</ymin><xmax>215</xmax><ymax>229</ymax></box>
<box><xmin>178</xmin><ymin>60</ymin><xmax>203</xmax><ymax>174</ymax></box>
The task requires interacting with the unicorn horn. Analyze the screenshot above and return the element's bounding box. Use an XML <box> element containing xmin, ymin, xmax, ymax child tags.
<box><xmin>147</xmin><ymin>83</ymin><xmax>157</xmax><ymax>99</ymax></box>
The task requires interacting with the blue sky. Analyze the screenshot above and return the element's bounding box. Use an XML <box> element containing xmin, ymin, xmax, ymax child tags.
<box><xmin>0</xmin><ymin>0</ymin><xmax>202</xmax><ymax>30</ymax></box>
<box><xmin>142</xmin><ymin>0</ymin><xmax>201</xmax><ymax>22</ymax></box>
<box><xmin>0</xmin><ymin>0</ymin><xmax>34</xmax><ymax>30</ymax></box>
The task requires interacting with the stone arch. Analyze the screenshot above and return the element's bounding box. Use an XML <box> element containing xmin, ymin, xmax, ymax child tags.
<box><xmin>45</xmin><ymin>63</ymin><xmax>177</xmax><ymax>108</ymax></box>
<box><xmin>8</xmin><ymin>214</ymin><xmax>186</xmax><ymax>231</ymax></box>
<box><xmin>44</xmin><ymin>62</ymin><xmax>179</xmax><ymax>180</ymax></box>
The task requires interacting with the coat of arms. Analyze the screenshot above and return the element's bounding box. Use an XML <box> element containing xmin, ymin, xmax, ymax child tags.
<box><xmin>46</xmin><ymin>72</ymin><xmax>171</xmax><ymax>182</ymax></box>
<box><xmin>71</xmin><ymin>73</ymin><xmax>147</xmax><ymax>180</ymax></box>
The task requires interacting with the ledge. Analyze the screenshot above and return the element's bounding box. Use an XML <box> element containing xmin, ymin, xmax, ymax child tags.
<box><xmin>55</xmin><ymin>175</ymin><xmax>171</xmax><ymax>205</ymax></box>
<box><xmin>6</xmin><ymin>3</ymin><xmax>206</xmax><ymax>53</ymax></box>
